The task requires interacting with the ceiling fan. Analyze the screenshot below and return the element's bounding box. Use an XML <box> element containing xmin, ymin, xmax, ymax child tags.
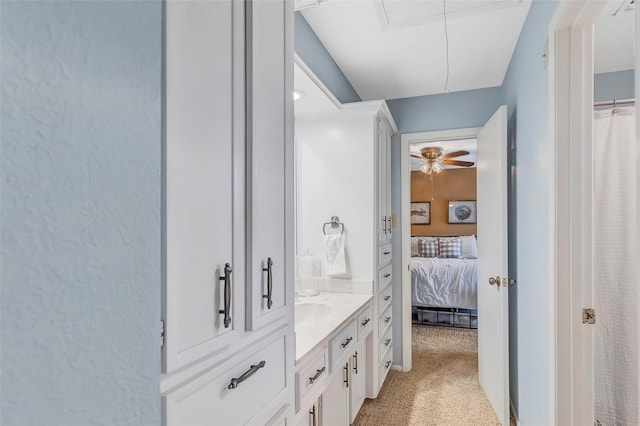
<box><xmin>411</xmin><ymin>147</ymin><xmax>475</xmax><ymax>174</ymax></box>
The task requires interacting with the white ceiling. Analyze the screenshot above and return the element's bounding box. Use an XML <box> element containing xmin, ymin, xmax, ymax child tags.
<box><xmin>300</xmin><ymin>0</ymin><xmax>532</xmax><ymax>101</ymax></box>
<box><xmin>594</xmin><ymin>0</ymin><xmax>635</xmax><ymax>74</ymax></box>
<box><xmin>410</xmin><ymin>138</ymin><xmax>477</xmax><ymax>171</ymax></box>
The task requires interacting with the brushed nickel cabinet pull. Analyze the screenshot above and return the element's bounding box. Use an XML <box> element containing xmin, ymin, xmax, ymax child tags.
<box><xmin>361</xmin><ymin>318</ymin><xmax>370</xmax><ymax>327</ymax></box>
<box><xmin>310</xmin><ymin>405</ymin><xmax>317</xmax><ymax>426</ymax></box>
<box><xmin>341</xmin><ymin>336</ymin><xmax>353</xmax><ymax>348</ymax></box>
<box><xmin>219</xmin><ymin>263</ymin><xmax>232</xmax><ymax>328</ymax></box>
<box><xmin>343</xmin><ymin>363</ymin><xmax>349</xmax><ymax>388</ymax></box>
<box><xmin>385</xmin><ymin>360</ymin><xmax>391</xmax><ymax>369</ymax></box>
<box><xmin>384</xmin><ymin>273</ymin><xmax>391</xmax><ymax>278</ymax></box>
<box><xmin>262</xmin><ymin>257</ymin><xmax>273</xmax><ymax>309</ymax></box>
<box><xmin>385</xmin><ymin>338</ymin><xmax>391</xmax><ymax>346</ymax></box>
<box><xmin>384</xmin><ymin>316</ymin><xmax>391</xmax><ymax>323</ymax></box>
<box><xmin>384</xmin><ymin>295</ymin><xmax>391</xmax><ymax>301</ymax></box>
<box><xmin>308</xmin><ymin>367</ymin><xmax>325</xmax><ymax>384</ymax></box>
<box><xmin>383</xmin><ymin>251</ymin><xmax>391</xmax><ymax>255</ymax></box>
<box><xmin>228</xmin><ymin>360</ymin><xmax>265</xmax><ymax>389</ymax></box>
<box><xmin>353</xmin><ymin>351</ymin><xmax>358</xmax><ymax>374</ymax></box>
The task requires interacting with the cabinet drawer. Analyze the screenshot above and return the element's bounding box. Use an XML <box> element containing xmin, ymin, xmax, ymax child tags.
<box><xmin>357</xmin><ymin>304</ymin><xmax>373</xmax><ymax>340</ymax></box>
<box><xmin>378</xmin><ymin>285</ymin><xmax>392</xmax><ymax>313</ymax></box>
<box><xmin>378</xmin><ymin>325</ymin><xmax>393</xmax><ymax>361</ymax></box>
<box><xmin>378</xmin><ymin>347</ymin><xmax>393</xmax><ymax>390</ymax></box>
<box><xmin>377</xmin><ymin>264</ymin><xmax>392</xmax><ymax>292</ymax></box>
<box><xmin>164</xmin><ymin>333</ymin><xmax>287</xmax><ymax>426</ymax></box>
<box><xmin>296</xmin><ymin>349</ymin><xmax>327</xmax><ymax>410</ymax></box>
<box><xmin>265</xmin><ymin>404</ymin><xmax>290</xmax><ymax>426</ymax></box>
<box><xmin>329</xmin><ymin>319</ymin><xmax>357</xmax><ymax>371</ymax></box>
<box><xmin>378</xmin><ymin>244</ymin><xmax>392</xmax><ymax>266</ymax></box>
<box><xmin>378</xmin><ymin>304</ymin><xmax>392</xmax><ymax>338</ymax></box>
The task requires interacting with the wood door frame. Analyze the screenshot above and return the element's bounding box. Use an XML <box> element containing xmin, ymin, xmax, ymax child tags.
<box><xmin>548</xmin><ymin>1</ymin><xmax>611</xmax><ymax>424</ymax></box>
<box><xmin>400</xmin><ymin>127</ymin><xmax>480</xmax><ymax>373</ymax></box>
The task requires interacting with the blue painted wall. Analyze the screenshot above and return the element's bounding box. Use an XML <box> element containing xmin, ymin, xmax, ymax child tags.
<box><xmin>295</xmin><ymin>12</ymin><xmax>361</xmax><ymax>103</ymax></box>
<box><xmin>1</xmin><ymin>2</ymin><xmax>162</xmax><ymax>424</ymax></box>
<box><xmin>502</xmin><ymin>1</ymin><xmax>559</xmax><ymax>424</ymax></box>
<box><xmin>595</xmin><ymin>69</ymin><xmax>635</xmax><ymax>102</ymax></box>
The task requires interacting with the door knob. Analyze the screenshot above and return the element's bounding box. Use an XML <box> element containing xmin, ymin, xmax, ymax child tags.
<box><xmin>488</xmin><ymin>276</ymin><xmax>500</xmax><ymax>285</ymax></box>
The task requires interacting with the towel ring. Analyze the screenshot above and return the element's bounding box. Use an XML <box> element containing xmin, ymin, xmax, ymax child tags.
<box><xmin>323</xmin><ymin>216</ymin><xmax>345</xmax><ymax>235</ymax></box>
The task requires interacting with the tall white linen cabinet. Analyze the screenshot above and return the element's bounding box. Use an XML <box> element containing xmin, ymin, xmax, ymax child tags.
<box><xmin>160</xmin><ymin>1</ymin><xmax>295</xmax><ymax>425</ymax></box>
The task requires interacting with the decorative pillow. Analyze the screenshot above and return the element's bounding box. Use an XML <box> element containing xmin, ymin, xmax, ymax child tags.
<box><xmin>412</xmin><ymin>236</ymin><xmax>437</xmax><ymax>257</ymax></box>
<box><xmin>438</xmin><ymin>238</ymin><xmax>463</xmax><ymax>258</ymax></box>
<box><xmin>411</xmin><ymin>236</ymin><xmax>420</xmax><ymax>257</ymax></box>
<box><xmin>418</xmin><ymin>238</ymin><xmax>438</xmax><ymax>258</ymax></box>
<box><xmin>459</xmin><ymin>235</ymin><xmax>478</xmax><ymax>259</ymax></box>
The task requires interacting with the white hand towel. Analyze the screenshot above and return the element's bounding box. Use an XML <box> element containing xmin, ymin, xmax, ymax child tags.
<box><xmin>323</xmin><ymin>233</ymin><xmax>346</xmax><ymax>276</ymax></box>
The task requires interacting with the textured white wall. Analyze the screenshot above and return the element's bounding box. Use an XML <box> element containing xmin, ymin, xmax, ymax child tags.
<box><xmin>1</xmin><ymin>2</ymin><xmax>162</xmax><ymax>424</ymax></box>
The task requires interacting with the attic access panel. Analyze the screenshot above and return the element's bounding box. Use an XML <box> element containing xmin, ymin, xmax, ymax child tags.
<box><xmin>376</xmin><ymin>0</ymin><xmax>522</xmax><ymax>31</ymax></box>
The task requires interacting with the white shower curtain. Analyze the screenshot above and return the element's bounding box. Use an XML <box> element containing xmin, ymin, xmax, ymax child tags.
<box><xmin>593</xmin><ymin>106</ymin><xmax>638</xmax><ymax>425</ymax></box>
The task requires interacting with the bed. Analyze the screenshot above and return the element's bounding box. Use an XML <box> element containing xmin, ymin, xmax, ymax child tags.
<box><xmin>410</xmin><ymin>236</ymin><xmax>478</xmax><ymax>328</ymax></box>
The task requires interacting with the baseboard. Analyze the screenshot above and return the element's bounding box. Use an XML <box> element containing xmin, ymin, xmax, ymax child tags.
<box><xmin>510</xmin><ymin>399</ymin><xmax>520</xmax><ymax>426</ymax></box>
<box><xmin>391</xmin><ymin>364</ymin><xmax>403</xmax><ymax>371</ymax></box>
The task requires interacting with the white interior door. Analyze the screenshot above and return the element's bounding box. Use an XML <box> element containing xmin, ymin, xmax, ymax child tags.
<box><xmin>476</xmin><ymin>105</ymin><xmax>509</xmax><ymax>425</ymax></box>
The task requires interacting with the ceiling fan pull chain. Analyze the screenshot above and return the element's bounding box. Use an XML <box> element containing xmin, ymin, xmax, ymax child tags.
<box><xmin>430</xmin><ymin>173</ymin><xmax>435</xmax><ymax>200</ymax></box>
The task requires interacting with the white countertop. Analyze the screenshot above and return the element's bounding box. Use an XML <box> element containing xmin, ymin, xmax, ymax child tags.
<box><xmin>295</xmin><ymin>292</ymin><xmax>372</xmax><ymax>363</ymax></box>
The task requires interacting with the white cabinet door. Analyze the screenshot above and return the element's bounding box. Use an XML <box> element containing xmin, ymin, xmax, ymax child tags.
<box><xmin>377</xmin><ymin>118</ymin><xmax>387</xmax><ymax>242</ymax></box>
<box><xmin>349</xmin><ymin>343</ymin><xmax>366</xmax><ymax>424</ymax></box>
<box><xmin>376</xmin><ymin>117</ymin><xmax>392</xmax><ymax>243</ymax></box>
<box><xmin>246</xmin><ymin>0</ymin><xmax>292</xmax><ymax>331</ymax></box>
<box><xmin>321</xmin><ymin>365</ymin><xmax>350</xmax><ymax>426</ymax></box>
<box><xmin>296</xmin><ymin>398</ymin><xmax>320</xmax><ymax>426</ymax></box>
<box><xmin>163</xmin><ymin>0</ymin><xmax>245</xmax><ymax>373</ymax></box>
<box><xmin>384</xmin><ymin>120</ymin><xmax>392</xmax><ymax>240</ymax></box>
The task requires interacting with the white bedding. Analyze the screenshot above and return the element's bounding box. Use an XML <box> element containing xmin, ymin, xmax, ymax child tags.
<box><xmin>411</xmin><ymin>257</ymin><xmax>478</xmax><ymax>309</ymax></box>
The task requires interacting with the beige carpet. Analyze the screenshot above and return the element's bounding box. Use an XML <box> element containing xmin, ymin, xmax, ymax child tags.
<box><xmin>353</xmin><ymin>326</ymin><xmax>502</xmax><ymax>426</ymax></box>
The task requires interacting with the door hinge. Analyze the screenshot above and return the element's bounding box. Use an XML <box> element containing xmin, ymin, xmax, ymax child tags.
<box><xmin>160</xmin><ymin>319</ymin><xmax>165</xmax><ymax>348</ymax></box>
<box><xmin>582</xmin><ymin>308</ymin><xmax>596</xmax><ymax>324</ymax></box>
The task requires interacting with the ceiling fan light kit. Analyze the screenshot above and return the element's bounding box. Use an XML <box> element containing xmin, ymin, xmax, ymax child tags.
<box><xmin>413</xmin><ymin>146</ymin><xmax>474</xmax><ymax>175</ymax></box>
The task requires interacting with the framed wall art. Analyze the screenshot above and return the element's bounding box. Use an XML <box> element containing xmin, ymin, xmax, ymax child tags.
<box><xmin>411</xmin><ymin>202</ymin><xmax>430</xmax><ymax>224</ymax></box>
<box><xmin>448</xmin><ymin>200</ymin><xmax>477</xmax><ymax>224</ymax></box>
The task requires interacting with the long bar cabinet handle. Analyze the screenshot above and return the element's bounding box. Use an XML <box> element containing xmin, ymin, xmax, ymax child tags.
<box><xmin>262</xmin><ymin>257</ymin><xmax>273</xmax><ymax>309</ymax></box>
<box><xmin>227</xmin><ymin>360</ymin><xmax>266</xmax><ymax>389</ymax></box>
<box><xmin>308</xmin><ymin>367</ymin><xmax>325</xmax><ymax>384</ymax></box>
<box><xmin>353</xmin><ymin>351</ymin><xmax>358</xmax><ymax>374</ymax></box>
<box><xmin>310</xmin><ymin>405</ymin><xmax>317</xmax><ymax>426</ymax></box>
<box><xmin>219</xmin><ymin>263</ymin><xmax>232</xmax><ymax>328</ymax></box>
<box><xmin>343</xmin><ymin>363</ymin><xmax>349</xmax><ymax>388</ymax></box>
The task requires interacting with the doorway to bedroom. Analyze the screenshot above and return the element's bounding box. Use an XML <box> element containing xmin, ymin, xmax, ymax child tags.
<box><xmin>398</xmin><ymin>109</ymin><xmax>511</xmax><ymax>424</ymax></box>
<box><xmin>408</xmin><ymin>138</ymin><xmax>479</xmax><ymax>330</ymax></box>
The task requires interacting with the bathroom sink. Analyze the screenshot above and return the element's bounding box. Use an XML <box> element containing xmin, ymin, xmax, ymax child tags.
<box><xmin>295</xmin><ymin>303</ymin><xmax>332</xmax><ymax>330</ymax></box>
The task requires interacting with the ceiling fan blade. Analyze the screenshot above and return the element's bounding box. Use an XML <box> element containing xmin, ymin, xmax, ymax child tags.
<box><xmin>442</xmin><ymin>150</ymin><xmax>470</xmax><ymax>159</ymax></box>
<box><xmin>410</xmin><ymin>154</ymin><xmax>424</xmax><ymax>159</ymax></box>
<box><xmin>442</xmin><ymin>159</ymin><xmax>475</xmax><ymax>167</ymax></box>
